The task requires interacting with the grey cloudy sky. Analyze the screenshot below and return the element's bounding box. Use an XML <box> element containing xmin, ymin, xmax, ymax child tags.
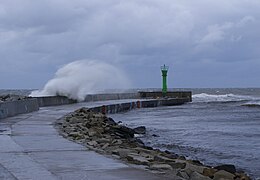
<box><xmin>1</xmin><ymin>0</ymin><xmax>260</xmax><ymax>89</ymax></box>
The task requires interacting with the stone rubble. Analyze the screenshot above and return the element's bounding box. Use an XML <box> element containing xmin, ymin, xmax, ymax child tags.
<box><xmin>56</xmin><ymin>107</ymin><xmax>251</xmax><ymax>180</ymax></box>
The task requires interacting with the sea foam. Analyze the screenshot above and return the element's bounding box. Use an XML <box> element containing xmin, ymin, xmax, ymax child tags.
<box><xmin>192</xmin><ymin>93</ymin><xmax>257</xmax><ymax>103</ymax></box>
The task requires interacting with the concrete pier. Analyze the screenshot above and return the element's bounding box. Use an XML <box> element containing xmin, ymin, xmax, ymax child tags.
<box><xmin>0</xmin><ymin>92</ymin><xmax>192</xmax><ymax>119</ymax></box>
<box><xmin>139</xmin><ymin>91</ymin><xmax>192</xmax><ymax>102</ymax></box>
<box><xmin>0</xmin><ymin>92</ymin><xmax>192</xmax><ymax>179</ymax></box>
<box><xmin>0</xmin><ymin>100</ymin><xmax>173</xmax><ymax>180</ymax></box>
<box><xmin>0</xmin><ymin>98</ymin><xmax>39</xmax><ymax>119</ymax></box>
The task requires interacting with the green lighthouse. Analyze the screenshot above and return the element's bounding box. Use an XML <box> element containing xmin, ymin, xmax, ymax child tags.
<box><xmin>161</xmin><ymin>64</ymin><xmax>169</xmax><ymax>97</ymax></box>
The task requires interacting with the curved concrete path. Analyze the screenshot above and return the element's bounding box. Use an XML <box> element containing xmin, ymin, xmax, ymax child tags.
<box><xmin>0</xmin><ymin>100</ymin><xmax>169</xmax><ymax>180</ymax></box>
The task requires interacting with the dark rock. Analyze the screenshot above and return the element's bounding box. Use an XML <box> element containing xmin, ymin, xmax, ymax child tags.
<box><xmin>214</xmin><ymin>164</ymin><xmax>236</xmax><ymax>174</ymax></box>
<box><xmin>150</xmin><ymin>164</ymin><xmax>173</xmax><ymax>170</ymax></box>
<box><xmin>163</xmin><ymin>151</ymin><xmax>179</xmax><ymax>159</ymax></box>
<box><xmin>191</xmin><ymin>160</ymin><xmax>203</xmax><ymax>166</ymax></box>
<box><xmin>104</xmin><ymin>117</ymin><xmax>117</xmax><ymax>126</ymax></box>
<box><xmin>126</xmin><ymin>153</ymin><xmax>150</xmax><ymax>165</ymax></box>
<box><xmin>179</xmin><ymin>156</ymin><xmax>186</xmax><ymax>160</ymax></box>
<box><xmin>101</xmin><ymin>143</ymin><xmax>110</xmax><ymax>149</ymax></box>
<box><xmin>112</xmin><ymin>148</ymin><xmax>132</xmax><ymax>158</ymax></box>
<box><xmin>154</xmin><ymin>154</ymin><xmax>175</xmax><ymax>163</ymax></box>
<box><xmin>112</xmin><ymin>139</ymin><xmax>123</xmax><ymax>145</ymax></box>
<box><xmin>144</xmin><ymin>146</ymin><xmax>154</xmax><ymax>150</ymax></box>
<box><xmin>164</xmin><ymin>150</ymin><xmax>171</xmax><ymax>154</ymax></box>
<box><xmin>87</xmin><ymin>141</ymin><xmax>98</xmax><ymax>147</ymax></box>
<box><xmin>184</xmin><ymin>163</ymin><xmax>205</xmax><ymax>175</ymax></box>
<box><xmin>75</xmin><ymin>107</ymin><xmax>89</xmax><ymax>114</ymax></box>
<box><xmin>169</xmin><ymin>162</ymin><xmax>186</xmax><ymax>169</ymax></box>
<box><xmin>234</xmin><ymin>173</ymin><xmax>250</xmax><ymax>180</ymax></box>
<box><xmin>177</xmin><ymin>171</ymin><xmax>189</xmax><ymax>179</ymax></box>
<box><xmin>213</xmin><ymin>170</ymin><xmax>235</xmax><ymax>180</ymax></box>
<box><xmin>152</xmin><ymin>134</ymin><xmax>159</xmax><ymax>137</ymax></box>
<box><xmin>203</xmin><ymin>168</ymin><xmax>217</xmax><ymax>178</ymax></box>
<box><xmin>135</xmin><ymin>138</ymin><xmax>145</xmax><ymax>146</ymax></box>
<box><xmin>190</xmin><ymin>171</ymin><xmax>211</xmax><ymax>180</ymax></box>
<box><xmin>111</xmin><ymin>126</ymin><xmax>135</xmax><ymax>139</ymax></box>
<box><xmin>133</xmin><ymin>126</ymin><xmax>146</xmax><ymax>134</ymax></box>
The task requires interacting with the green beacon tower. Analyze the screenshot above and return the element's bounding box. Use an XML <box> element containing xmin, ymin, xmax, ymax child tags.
<box><xmin>161</xmin><ymin>64</ymin><xmax>169</xmax><ymax>97</ymax></box>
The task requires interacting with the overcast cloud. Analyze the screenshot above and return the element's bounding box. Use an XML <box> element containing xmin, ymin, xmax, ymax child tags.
<box><xmin>0</xmin><ymin>0</ymin><xmax>260</xmax><ymax>89</ymax></box>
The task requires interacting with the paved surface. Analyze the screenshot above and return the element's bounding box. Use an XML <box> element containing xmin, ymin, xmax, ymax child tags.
<box><xmin>0</xmin><ymin>100</ymin><xmax>167</xmax><ymax>180</ymax></box>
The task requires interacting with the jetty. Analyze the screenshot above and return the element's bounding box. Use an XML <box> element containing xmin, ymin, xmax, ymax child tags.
<box><xmin>0</xmin><ymin>92</ymin><xmax>191</xmax><ymax>180</ymax></box>
<box><xmin>0</xmin><ymin>92</ymin><xmax>191</xmax><ymax>119</ymax></box>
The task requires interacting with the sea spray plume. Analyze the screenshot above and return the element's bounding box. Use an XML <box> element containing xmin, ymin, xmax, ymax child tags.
<box><xmin>30</xmin><ymin>60</ymin><xmax>131</xmax><ymax>101</ymax></box>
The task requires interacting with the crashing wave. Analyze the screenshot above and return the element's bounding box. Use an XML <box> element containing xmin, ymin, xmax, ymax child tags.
<box><xmin>241</xmin><ymin>101</ymin><xmax>260</xmax><ymax>108</ymax></box>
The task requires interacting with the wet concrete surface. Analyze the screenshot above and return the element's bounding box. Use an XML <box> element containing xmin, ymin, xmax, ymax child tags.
<box><xmin>0</xmin><ymin>100</ymin><xmax>168</xmax><ymax>180</ymax></box>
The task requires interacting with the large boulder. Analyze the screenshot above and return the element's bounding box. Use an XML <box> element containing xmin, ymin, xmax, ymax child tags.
<box><xmin>176</xmin><ymin>171</ymin><xmax>189</xmax><ymax>179</ymax></box>
<box><xmin>214</xmin><ymin>164</ymin><xmax>236</xmax><ymax>174</ymax></box>
<box><xmin>112</xmin><ymin>148</ymin><xmax>133</xmax><ymax>158</ymax></box>
<box><xmin>213</xmin><ymin>170</ymin><xmax>235</xmax><ymax>180</ymax></box>
<box><xmin>154</xmin><ymin>154</ymin><xmax>176</xmax><ymax>163</ymax></box>
<box><xmin>126</xmin><ymin>153</ymin><xmax>151</xmax><ymax>165</ymax></box>
<box><xmin>169</xmin><ymin>162</ymin><xmax>186</xmax><ymax>169</ymax></box>
<box><xmin>150</xmin><ymin>163</ymin><xmax>173</xmax><ymax>171</ymax></box>
<box><xmin>104</xmin><ymin>117</ymin><xmax>117</xmax><ymax>126</ymax></box>
<box><xmin>133</xmin><ymin>126</ymin><xmax>146</xmax><ymax>134</ymax></box>
<box><xmin>110</xmin><ymin>125</ymin><xmax>135</xmax><ymax>139</ymax></box>
<box><xmin>203</xmin><ymin>168</ymin><xmax>217</xmax><ymax>178</ymax></box>
<box><xmin>190</xmin><ymin>171</ymin><xmax>211</xmax><ymax>180</ymax></box>
<box><xmin>184</xmin><ymin>163</ymin><xmax>205</xmax><ymax>175</ymax></box>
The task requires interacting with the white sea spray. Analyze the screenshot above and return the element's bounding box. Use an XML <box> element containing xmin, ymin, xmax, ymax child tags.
<box><xmin>30</xmin><ymin>60</ymin><xmax>131</xmax><ymax>101</ymax></box>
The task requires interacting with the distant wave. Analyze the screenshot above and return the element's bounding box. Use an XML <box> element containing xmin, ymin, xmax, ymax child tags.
<box><xmin>193</xmin><ymin>93</ymin><xmax>258</xmax><ymax>103</ymax></box>
<box><xmin>241</xmin><ymin>101</ymin><xmax>260</xmax><ymax>108</ymax></box>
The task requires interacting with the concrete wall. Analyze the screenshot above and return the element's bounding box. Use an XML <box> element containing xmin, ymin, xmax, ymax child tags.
<box><xmin>139</xmin><ymin>91</ymin><xmax>192</xmax><ymax>102</ymax></box>
<box><xmin>0</xmin><ymin>96</ymin><xmax>76</xmax><ymax>119</ymax></box>
<box><xmin>0</xmin><ymin>98</ymin><xmax>39</xmax><ymax>119</ymax></box>
<box><xmin>89</xmin><ymin>98</ymin><xmax>190</xmax><ymax>114</ymax></box>
<box><xmin>0</xmin><ymin>92</ymin><xmax>192</xmax><ymax>119</ymax></box>
<box><xmin>36</xmin><ymin>96</ymin><xmax>77</xmax><ymax>107</ymax></box>
<box><xmin>84</xmin><ymin>93</ymin><xmax>139</xmax><ymax>102</ymax></box>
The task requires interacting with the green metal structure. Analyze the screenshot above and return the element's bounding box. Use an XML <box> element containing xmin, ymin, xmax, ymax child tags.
<box><xmin>161</xmin><ymin>64</ymin><xmax>169</xmax><ymax>96</ymax></box>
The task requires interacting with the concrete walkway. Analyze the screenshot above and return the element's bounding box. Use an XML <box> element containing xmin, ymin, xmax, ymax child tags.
<box><xmin>0</xmin><ymin>100</ymin><xmax>167</xmax><ymax>180</ymax></box>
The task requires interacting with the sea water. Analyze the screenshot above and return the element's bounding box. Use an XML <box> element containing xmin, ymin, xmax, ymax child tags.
<box><xmin>110</xmin><ymin>88</ymin><xmax>260</xmax><ymax>179</ymax></box>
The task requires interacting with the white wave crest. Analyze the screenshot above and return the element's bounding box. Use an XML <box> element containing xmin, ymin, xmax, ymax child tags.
<box><xmin>30</xmin><ymin>60</ymin><xmax>131</xmax><ymax>101</ymax></box>
<box><xmin>193</xmin><ymin>93</ymin><xmax>257</xmax><ymax>103</ymax></box>
<box><xmin>242</xmin><ymin>100</ymin><xmax>260</xmax><ymax>107</ymax></box>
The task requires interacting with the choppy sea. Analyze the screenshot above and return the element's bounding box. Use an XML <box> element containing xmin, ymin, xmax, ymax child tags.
<box><xmin>110</xmin><ymin>88</ymin><xmax>260</xmax><ymax>179</ymax></box>
<box><xmin>1</xmin><ymin>88</ymin><xmax>260</xmax><ymax>179</ymax></box>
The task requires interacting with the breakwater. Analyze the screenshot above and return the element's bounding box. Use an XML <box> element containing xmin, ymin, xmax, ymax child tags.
<box><xmin>0</xmin><ymin>98</ymin><xmax>39</xmax><ymax>119</ymax></box>
<box><xmin>0</xmin><ymin>91</ymin><xmax>192</xmax><ymax>119</ymax></box>
<box><xmin>57</xmin><ymin>108</ymin><xmax>250</xmax><ymax>180</ymax></box>
<box><xmin>139</xmin><ymin>91</ymin><xmax>192</xmax><ymax>101</ymax></box>
<box><xmin>89</xmin><ymin>98</ymin><xmax>190</xmax><ymax>114</ymax></box>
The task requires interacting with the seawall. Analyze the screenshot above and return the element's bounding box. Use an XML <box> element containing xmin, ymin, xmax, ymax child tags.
<box><xmin>84</xmin><ymin>93</ymin><xmax>139</xmax><ymax>102</ymax></box>
<box><xmin>0</xmin><ymin>92</ymin><xmax>192</xmax><ymax>119</ymax></box>
<box><xmin>139</xmin><ymin>91</ymin><xmax>192</xmax><ymax>102</ymax></box>
<box><xmin>89</xmin><ymin>97</ymin><xmax>190</xmax><ymax>114</ymax></box>
<box><xmin>37</xmin><ymin>96</ymin><xmax>77</xmax><ymax>107</ymax></box>
<box><xmin>0</xmin><ymin>98</ymin><xmax>39</xmax><ymax>119</ymax></box>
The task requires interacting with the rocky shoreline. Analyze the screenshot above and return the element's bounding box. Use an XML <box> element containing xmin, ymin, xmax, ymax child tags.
<box><xmin>56</xmin><ymin>107</ymin><xmax>251</xmax><ymax>180</ymax></box>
